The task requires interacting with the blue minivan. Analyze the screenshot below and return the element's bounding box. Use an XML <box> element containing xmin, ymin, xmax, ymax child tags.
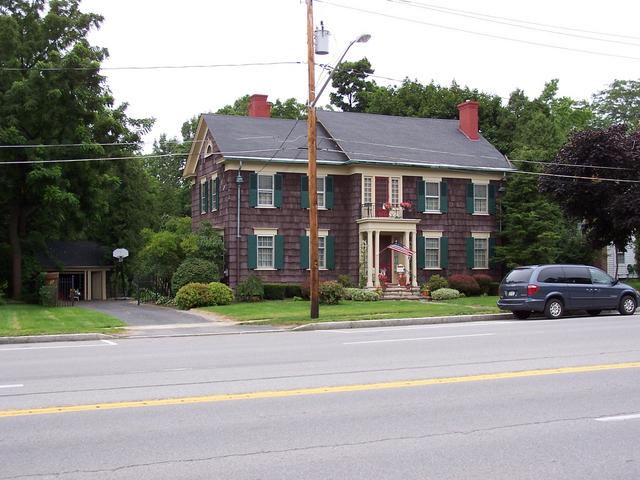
<box><xmin>497</xmin><ymin>264</ymin><xmax>639</xmax><ymax>319</ymax></box>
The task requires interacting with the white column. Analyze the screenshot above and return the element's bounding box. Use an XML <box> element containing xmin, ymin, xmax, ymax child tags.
<box><xmin>411</xmin><ymin>231</ymin><xmax>418</xmax><ymax>287</ymax></box>
<box><xmin>403</xmin><ymin>231</ymin><xmax>410</xmax><ymax>283</ymax></box>
<box><xmin>374</xmin><ymin>230</ymin><xmax>380</xmax><ymax>287</ymax></box>
<box><xmin>366</xmin><ymin>230</ymin><xmax>373</xmax><ymax>288</ymax></box>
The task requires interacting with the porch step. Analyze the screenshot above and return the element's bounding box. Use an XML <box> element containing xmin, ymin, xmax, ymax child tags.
<box><xmin>380</xmin><ymin>284</ymin><xmax>422</xmax><ymax>300</ymax></box>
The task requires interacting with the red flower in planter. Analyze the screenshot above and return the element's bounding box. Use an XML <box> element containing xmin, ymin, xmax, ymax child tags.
<box><xmin>400</xmin><ymin>201</ymin><xmax>412</xmax><ymax>210</ymax></box>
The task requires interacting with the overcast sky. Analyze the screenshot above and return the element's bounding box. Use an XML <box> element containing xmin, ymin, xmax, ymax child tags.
<box><xmin>81</xmin><ymin>0</ymin><xmax>640</xmax><ymax>150</ymax></box>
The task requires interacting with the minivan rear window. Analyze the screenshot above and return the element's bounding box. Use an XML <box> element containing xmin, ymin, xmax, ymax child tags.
<box><xmin>504</xmin><ymin>268</ymin><xmax>533</xmax><ymax>284</ymax></box>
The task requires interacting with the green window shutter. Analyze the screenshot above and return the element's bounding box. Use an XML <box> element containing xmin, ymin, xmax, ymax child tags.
<box><xmin>440</xmin><ymin>237</ymin><xmax>449</xmax><ymax>269</ymax></box>
<box><xmin>199</xmin><ymin>183</ymin><xmax>203</xmax><ymax>213</ymax></box>
<box><xmin>204</xmin><ymin>180</ymin><xmax>209</xmax><ymax>212</ymax></box>
<box><xmin>274</xmin><ymin>174</ymin><xmax>283</xmax><ymax>208</ymax></box>
<box><xmin>325</xmin><ymin>176</ymin><xmax>334</xmax><ymax>209</ymax></box>
<box><xmin>215</xmin><ymin>178</ymin><xmax>220</xmax><ymax>210</ymax></box>
<box><xmin>466</xmin><ymin>183</ymin><xmax>474</xmax><ymax>214</ymax></box>
<box><xmin>488</xmin><ymin>184</ymin><xmax>496</xmax><ymax>215</ymax></box>
<box><xmin>489</xmin><ymin>237</ymin><xmax>496</xmax><ymax>268</ymax></box>
<box><xmin>416</xmin><ymin>180</ymin><xmax>425</xmax><ymax>212</ymax></box>
<box><xmin>274</xmin><ymin>235</ymin><xmax>284</xmax><ymax>269</ymax></box>
<box><xmin>249</xmin><ymin>173</ymin><xmax>257</xmax><ymax>207</ymax></box>
<box><xmin>300</xmin><ymin>175</ymin><xmax>309</xmax><ymax>209</ymax></box>
<box><xmin>326</xmin><ymin>235</ymin><xmax>336</xmax><ymax>270</ymax></box>
<box><xmin>209</xmin><ymin>178</ymin><xmax>214</xmax><ymax>212</ymax></box>
<box><xmin>247</xmin><ymin>235</ymin><xmax>257</xmax><ymax>269</ymax></box>
<box><xmin>440</xmin><ymin>182</ymin><xmax>448</xmax><ymax>213</ymax></box>
<box><xmin>466</xmin><ymin>237</ymin><xmax>475</xmax><ymax>269</ymax></box>
<box><xmin>299</xmin><ymin>235</ymin><xmax>309</xmax><ymax>269</ymax></box>
<box><xmin>417</xmin><ymin>235</ymin><xmax>425</xmax><ymax>269</ymax></box>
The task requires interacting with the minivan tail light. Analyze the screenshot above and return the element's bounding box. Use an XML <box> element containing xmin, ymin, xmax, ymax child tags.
<box><xmin>527</xmin><ymin>284</ymin><xmax>539</xmax><ymax>296</ymax></box>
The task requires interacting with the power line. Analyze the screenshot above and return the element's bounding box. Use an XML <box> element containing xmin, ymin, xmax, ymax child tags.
<box><xmin>316</xmin><ymin>0</ymin><xmax>640</xmax><ymax>61</ymax></box>
<box><xmin>384</xmin><ymin>0</ymin><xmax>640</xmax><ymax>47</ymax></box>
<box><xmin>384</xmin><ymin>0</ymin><xmax>640</xmax><ymax>41</ymax></box>
<box><xmin>0</xmin><ymin>61</ymin><xmax>305</xmax><ymax>72</ymax></box>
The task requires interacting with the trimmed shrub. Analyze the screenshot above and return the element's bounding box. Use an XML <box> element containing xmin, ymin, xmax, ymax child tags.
<box><xmin>426</xmin><ymin>274</ymin><xmax>448</xmax><ymax>292</ymax></box>
<box><xmin>472</xmin><ymin>274</ymin><xmax>493</xmax><ymax>295</ymax></box>
<box><xmin>431</xmin><ymin>288</ymin><xmax>461</xmax><ymax>300</ymax></box>
<box><xmin>264</xmin><ymin>283</ymin><xmax>287</xmax><ymax>300</ymax></box>
<box><xmin>208</xmin><ymin>282</ymin><xmax>234</xmax><ymax>305</ymax></box>
<box><xmin>39</xmin><ymin>285</ymin><xmax>57</xmax><ymax>307</ymax></box>
<box><xmin>319</xmin><ymin>281</ymin><xmax>345</xmax><ymax>305</ymax></box>
<box><xmin>448</xmin><ymin>274</ymin><xmax>481</xmax><ymax>296</ymax></box>
<box><xmin>300</xmin><ymin>277</ymin><xmax>310</xmax><ymax>300</ymax></box>
<box><xmin>171</xmin><ymin>258</ymin><xmax>219</xmax><ymax>294</ymax></box>
<box><xmin>236</xmin><ymin>274</ymin><xmax>264</xmax><ymax>302</ymax></box>
<box><xmin>337</xmin><ymin>274</ymin><xmax>354</xmax><ymax>288</ymax></box>
<box><xmin>175</xmin><ymin>283</ymin><xmax>214</xmax><ymax>310</ymax></box>
<box><xmin>285</xmin><ymin>284</ymin><xmax>302</xmax><ymax>298</ymax></box>
<box><xmin>343</xmin><ymin>288</ymin><xmax>380</xmax><ymax>301</ymax></box>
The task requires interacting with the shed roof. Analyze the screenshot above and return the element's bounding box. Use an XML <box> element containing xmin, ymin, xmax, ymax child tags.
<box><xmin>37</xmin><ymin>241</ymin><xmax>112</xmax><ymax>270</ymax></box>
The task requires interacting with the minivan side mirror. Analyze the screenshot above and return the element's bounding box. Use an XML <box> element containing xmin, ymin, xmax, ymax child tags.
<box><xmin>612</xmin><ymin>278</ymin><xmax>619</xmax><ymax>286</ymax></box>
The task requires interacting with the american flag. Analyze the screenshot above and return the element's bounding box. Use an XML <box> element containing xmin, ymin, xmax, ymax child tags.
<box><xmin>387</xmin><ymin>241</ymin><xmax>414</xmax><ymax>257</ymax></box>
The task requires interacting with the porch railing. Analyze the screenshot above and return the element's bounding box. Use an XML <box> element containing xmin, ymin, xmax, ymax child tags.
<box><xmin>360</xmin><ymin>203</ymin><xmax>404</xmax><ymax>219</ymax></box>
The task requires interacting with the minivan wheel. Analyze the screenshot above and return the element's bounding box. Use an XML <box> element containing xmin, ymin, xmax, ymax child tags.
<box><xmin>587</xmin><ymin>310</ymin><xmax>601</xmax><ymax>316</ymax></box>
<box><xmin>619</xmin><ymin>295</ymin><xmax>637</xmax><ymax>315</ymax></box>
<box><xmin>545</xmin><ymin>298</ymin><xmax>564</xmax><ymax>319</ymax></box>
<box><xmin>513</xmin><ymin>311</ymin><xmax>531</xmax><ymax>320</ymax></box>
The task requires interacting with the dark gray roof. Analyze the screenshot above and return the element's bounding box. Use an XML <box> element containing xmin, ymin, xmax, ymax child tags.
<box><xmin>203</xmin><ymin>114</ymin><xmax>347</xmax><ymax>163</ymax></box>
<box><xmin>202</xmin><ymin>110</ymin><xmax>511</xmax><ymax>171</ymax></box>
<box><xmin>317</xmin><ymin>110</ymin><xmax>510</xmax><ymax>171</ymax></box>
<box><xmin>37</xmin><ymin>241</ymin><xmax>112</xmax><ymax>270</ymax></box>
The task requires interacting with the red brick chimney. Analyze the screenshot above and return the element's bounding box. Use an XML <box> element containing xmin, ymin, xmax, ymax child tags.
<box><xmin>457</xmin><ymin>100</ymin><xmax>479</xmax><ymax>140</ymax></box>
<box><xmin>248</xmin><ymin>94</ymin><xmax>271</xmax><ymax>118</ymax></box>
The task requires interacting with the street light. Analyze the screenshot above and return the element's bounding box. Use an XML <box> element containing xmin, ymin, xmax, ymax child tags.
<box><xmin>306</xmin><ymin>0</ymin><xmax>370</xmax><ymax>319</ymax></box>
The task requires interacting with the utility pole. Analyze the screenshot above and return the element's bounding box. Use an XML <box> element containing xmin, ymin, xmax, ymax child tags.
<box><xmin>306</xmin><ymin>0</ymin><xmax>319</xmax><ymax>318</ymax></box>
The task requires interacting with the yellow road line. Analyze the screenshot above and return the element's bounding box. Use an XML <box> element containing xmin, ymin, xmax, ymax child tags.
<box><xmin>2</xmin><ymin>361</ymin><xmax>640</xmax><ymax>419</ymax></box>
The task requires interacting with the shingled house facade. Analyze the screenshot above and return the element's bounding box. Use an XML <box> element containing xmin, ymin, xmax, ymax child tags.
<box><xmin>183</xmin><ymin>95</ymin><xmax>513</xmax><ymax>289</ymax></box>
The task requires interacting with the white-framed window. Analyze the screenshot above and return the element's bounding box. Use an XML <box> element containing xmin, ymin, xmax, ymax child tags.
<box><xmin>390</xmin><ymin>177</ymin><xmax>401</xmax><ymax>205</ymax></box>
<box><xmin>474</xmin><ymin>238</ymin><xmax>489</xmax><ymax>269</ymax></box>
<box><xmin>617</xmin><ymin>249</ymin><xmax>626</xmax><ymax>265</ymax></box>
<box><xmin>317</xmin><ymin>176</ymin><xmax>326</xmax><ymax>209</ymax></box>
<box><xmin>306</xmin><ymin>229</ymin><xmax>329</xmax><ymax>270</ymax></box>
<box><xmin>425</xmin><ymin>238</ymin><xmax>440</xmax><ymax>269</ymax></box>
<box><xmin>318</xmin><ymin>236</ymin><xmax>327</xmax><ymax>270</ymax></box>
<box><xmin>425</xmin><ymin>182</ymin><xmax>440</xmax><ymax>212</ymax></box>
<box><xmin>363</xmin><ymin>176</ymin><xmax>373</xmax><ymax>205</ymax></box>
<box><xmin>257</xmin><ymin>235</ymin><xmax>274</xmax><ymax>269</ymax></box>
<box><xmin>474</xmin><ymin>184</ymin><xmax>488</xmax><ymax>214</ymax></box>
<box><xmin>258</xmin><ymin>174</ymin><xmax>274</xmax><ymax>207</ymax></box>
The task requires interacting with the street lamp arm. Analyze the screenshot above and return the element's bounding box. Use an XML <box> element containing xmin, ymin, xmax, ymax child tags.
<box><xmin>311</xmin><ymin>34</ymin><xmax>370</xmax><ymax>108</ymax></box>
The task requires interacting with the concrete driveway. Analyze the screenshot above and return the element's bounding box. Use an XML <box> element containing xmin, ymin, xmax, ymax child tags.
<box><xmin>82</xmin><ymin>300</ymin><xmax>281</xmax><ymax>337</ymax></box>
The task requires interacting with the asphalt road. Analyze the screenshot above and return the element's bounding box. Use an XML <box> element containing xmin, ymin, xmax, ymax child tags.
<box><xmin>1</xmin><ymin>313</ymin><xmax>640</xmax><ymax>479</ymax></box>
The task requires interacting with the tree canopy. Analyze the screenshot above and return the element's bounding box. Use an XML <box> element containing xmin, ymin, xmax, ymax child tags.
<box><xmin>0</xmin><ymin>0</ymin><xmax>153</xmax><ymax>297</ymax></box>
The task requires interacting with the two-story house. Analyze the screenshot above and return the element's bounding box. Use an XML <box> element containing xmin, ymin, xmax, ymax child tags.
<box><xmin>183</xmin><ymin>94</ymin><xmax>513</xmax><ymax>290</ymax></box>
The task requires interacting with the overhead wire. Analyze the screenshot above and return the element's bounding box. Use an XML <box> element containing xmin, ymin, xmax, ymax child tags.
<box><xmin>0</xmin><ymin>61</ymin><xmax>306</xmax><ymax>72</ymax></box>
<box><xmin>316</xmin><ymin>0</ymin><xmax>640</xmax><ymax>61</ymax></box>
<box><xmin>383</xmin><ymin>0</ymin><xmax>640</xmax><ymax>41</ymax></box>
<box><xmin>383</xmin><ymin>0</ymin><xmax>640</xmax><ymax>47</ymax></box>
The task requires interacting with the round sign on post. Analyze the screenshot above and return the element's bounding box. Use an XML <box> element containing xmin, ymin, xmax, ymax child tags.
<box><xmin>113</xmin><ymin>248</ymin><xmax>129</xmax><ymax>262</ymax></box>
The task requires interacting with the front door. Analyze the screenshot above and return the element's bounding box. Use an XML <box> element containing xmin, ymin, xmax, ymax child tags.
<box><xmin>379</xmin><ymin>235</ymin><xmax>392</xmax><ymax>283</ymax></box>
<box><xmin>375</xmin><ymin>177</ymin><xmax>389</xmax><ymax>216</ymax></box>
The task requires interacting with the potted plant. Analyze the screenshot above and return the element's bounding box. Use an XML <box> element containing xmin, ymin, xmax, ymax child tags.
<box><xmin>420</xmin><ymin>284</ymin><xmax>430</xmax><ymax>299</ymax></box>
<box><xmin>400</xmin><ymin>201</ymin><xmax>412</xmax><ymax>211</ymax></box>
<box><xmin>378</xmin><ymin>271</ymin><xmax>388</xmax><ymax>290</ymax></box>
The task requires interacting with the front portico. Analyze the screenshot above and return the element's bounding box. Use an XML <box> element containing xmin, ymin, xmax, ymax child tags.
<box><xmin>357</xmin><ymin>218</ymin><xmax>421</xmax><ymax>288</ymax></box>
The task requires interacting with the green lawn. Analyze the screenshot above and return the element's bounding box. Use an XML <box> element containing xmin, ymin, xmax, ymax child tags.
<box><xmin>205</xmin><ymin>296</ymin><xmax>501</xmax><ymax>325</ymax></box>
<box><xmin>625</xmin><ymin>279</ymin><xmax>640</xmax><ymax>290</ymax></box>
<box><xmin>0</xmin><ymin>304</ymin><xmax>125</xmax><ymax>336</ymax></box>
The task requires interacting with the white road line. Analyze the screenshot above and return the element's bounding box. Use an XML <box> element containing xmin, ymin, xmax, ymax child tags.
<box><xmin>0</xmin><ymin>342</ymin><xmax>117</xmax><ymax>352</ymax></box>
<box><xmin>0</xmin><ymin>384</ymin><xmax>23</xmax><ymax>389</ymax></box>
<box><xmin>323</xmin><ymin>322</ymin><xmax>511</xmax><ymax>334</ymax></box>
<box><xmin>596</xmin><ymin>413</ymin><xmax>640</xmax><ymax>422</ymax></box>
<box><xmin>101</xmin><ymin>339</ymin><xmax>117</xmax><ymax>345</ymax></box>
<box><xmin>343</xmin><ymin>333</ymin><xmax>495</xmax><ymax>345</ymax></box>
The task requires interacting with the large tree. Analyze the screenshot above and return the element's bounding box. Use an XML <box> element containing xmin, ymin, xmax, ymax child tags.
<box><xmin>539</xmin><ymin>124</ymin><xmax>640</xmax><ymax>252</ymax></box>
<box><xmin>0</xmin><ymin>1</ymin><xmax>151</xmax><ymax>298</ymax></box>
<box><xmin>591</xmin><ymin>79</ymin><xmax>640</xmax><ymax>128</ymax></box>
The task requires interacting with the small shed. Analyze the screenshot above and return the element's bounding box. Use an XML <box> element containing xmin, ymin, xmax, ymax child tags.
<box><xmin>37</xmin><ymin>241</ymin><xmax>113</xmax><ymax>301</ymax></box>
